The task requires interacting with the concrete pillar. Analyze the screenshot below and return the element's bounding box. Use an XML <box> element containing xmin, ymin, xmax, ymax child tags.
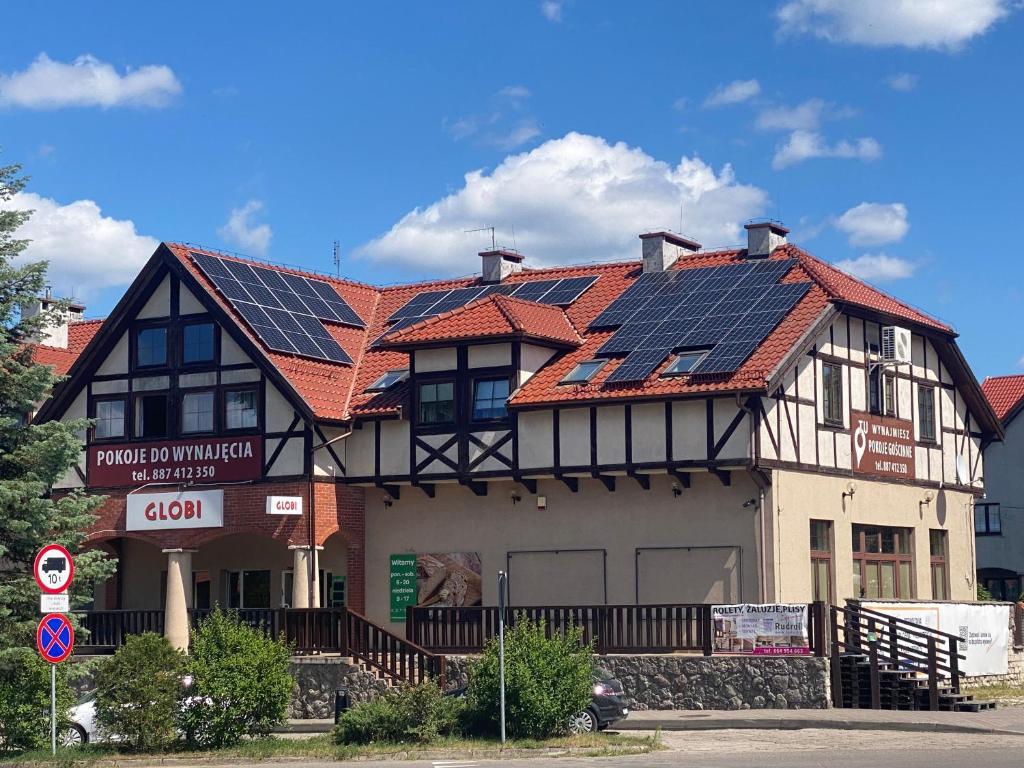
<box><xmin>290</xmin><ymin>546</ymin><xmax>313</xmax><ymax>609</ymax></box>
<box><xmin>163</xmin><ymin>549</ymin><xmax>195</xmax><ymax>651</ymax></box>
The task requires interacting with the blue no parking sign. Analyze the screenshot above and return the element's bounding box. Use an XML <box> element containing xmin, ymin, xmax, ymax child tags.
<box><xmin>36</xmin><ymin>613</ymin><xmax>74</xmax><ymax>664</ymax></box>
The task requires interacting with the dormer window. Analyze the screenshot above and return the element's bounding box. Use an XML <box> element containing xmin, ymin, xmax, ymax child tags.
<box><xmin>561</xmin><ymin>359</ymin><xmax>607</xmax><ymax>384</ymax></box>
<box><xmin>366</xmin><ymin>369</ymin><xmax>409</xmax><ymax>392</ymax></box>
<box><xmin>662</xmin><ymin>351</ymin><xmax>708</xmax><ymax>376</ymax></box>
<box><xmin>135</xmin><ymin>326</ymin><xmax>167</xmax><ymax>368</ymax></box>
<box><xmin>472</xmin><ymin>377</ymin><xmax>510</xmax><ymax>421</ymax></box>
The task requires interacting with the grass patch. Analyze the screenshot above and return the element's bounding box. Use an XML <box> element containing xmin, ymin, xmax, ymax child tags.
<box><xmin>1</xmin><ymin>731</ymin><xmax>660</xmax><ymax>765</ymax></box>
<box><xmin>962</xmin><ymin>681</ymin><xmax>1024</xmax><ymax>704</ymax></box>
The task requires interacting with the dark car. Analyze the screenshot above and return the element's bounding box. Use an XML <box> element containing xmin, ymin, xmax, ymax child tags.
<box><xmin>568</xmin><ymin>667</ymin><xmax>629</xmax><ymax>733</ymax></box>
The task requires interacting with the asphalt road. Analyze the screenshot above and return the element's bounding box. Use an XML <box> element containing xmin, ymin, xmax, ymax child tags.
<box><xmin>159</xmin><ymin>728</ymin><xmax>1024</xmax><ymax>768</ymax></box>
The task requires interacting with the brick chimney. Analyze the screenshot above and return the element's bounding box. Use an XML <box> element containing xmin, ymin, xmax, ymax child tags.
<box><xmin>744</xmin><ymin>221</ymin><xmax>789</xmax><ymax>258</ymax></box>
<box><xmin>480</xmin><ymin>249</ymin><xmax>524</xmax><ymax>283</ymax></box>
<box><xmin>640</xmin><ymin>232</ymin><xmax>701</xmax><ymax>273</ymax></box>
<box><xmin>22</xmin><ymin>289</ymin><xmax>85</xmax><ymax>348</ymax></box>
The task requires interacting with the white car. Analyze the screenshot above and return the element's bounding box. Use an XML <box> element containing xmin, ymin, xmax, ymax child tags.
<box><xmin>63</xmin><ymin>695</ymin><xmax>98</xmax><ymax>746</ymax></box>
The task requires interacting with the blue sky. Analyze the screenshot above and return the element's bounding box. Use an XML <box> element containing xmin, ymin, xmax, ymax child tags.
<box><xmin>2</xmin><ymin>1</ymin><xmax>1022</xmax><ymax>378</ymax></box>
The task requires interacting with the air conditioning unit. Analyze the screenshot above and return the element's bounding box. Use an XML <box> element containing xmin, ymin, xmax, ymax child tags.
<box><xmin>881</xmin><ymin>326</ymin><xmax>912</xmax><ymax>364</ymax></box>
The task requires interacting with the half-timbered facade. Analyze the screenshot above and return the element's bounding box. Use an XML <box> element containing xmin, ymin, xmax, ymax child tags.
<box><xmin>34</xmin><ymin>223</ymin><xmax>1001</xmax><ymax>639</ymax></box>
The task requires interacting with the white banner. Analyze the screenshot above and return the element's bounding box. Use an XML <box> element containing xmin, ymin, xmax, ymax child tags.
<box><xmin>862</xmin><ymin>601</ymin><xmax>1009</xmax><ymax>677</ymax></box>
<box><xmin>712</xmin><ymin>603</ymin><xmax>810</xmax><ymax>655</ymax></box>
<box><xmin>126</xmin><ymin>489</ymin><xmax>224</xmax><ymax>531</ymax></box>
<box><xmin>266</xmin><ymin>496</ymin><xmax>302</xmax><ymax>515</ymax></box>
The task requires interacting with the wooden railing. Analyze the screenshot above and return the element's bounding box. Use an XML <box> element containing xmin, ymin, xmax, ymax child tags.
<box><xmin>830</xmin><ymin>601</ymin><xmax>966</xmax><ymax>709</ymax></box>
<box><xmin>1015</xmin><ymin>602</ymin><xmax>1023</xmax><ymax>649</ymax></box>
<box><xmin>75</xmin><ymin>609</ymin><xmax>165</xmax><ymax>649</ymax></box>
<box><xmin>189</xmin><ymin>608</ymin><xmax>349</xmax><ymax>654</ymax></box>
<box><xmin>348</xmin><ymin>609</ymin><xmax>446</xmax><ymax>687</ymax></box>
<box><xmin>408</xmin><ymin>602</ymin><xmax>828</xmax><ymax>656</ymax></box>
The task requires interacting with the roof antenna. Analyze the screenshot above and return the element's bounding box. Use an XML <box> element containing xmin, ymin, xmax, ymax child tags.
<box><xmin>465</xmin><ymin>226</ymin><xmax>496</xmax><ymax>251</ymax></box>
<box><xmin>332</xmin><ymin>241</ymin><xmax>341</xmax><ymax>278</ymax></box>
<box><xmin>511</xmin><ymin>225</ymin><xmax>517</xmax><ymax>253</ymax></box>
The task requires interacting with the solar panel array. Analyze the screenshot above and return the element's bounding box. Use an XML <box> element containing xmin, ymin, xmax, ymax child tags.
<box><xmin>190</xmin><ymin>252</ymin><xmax>363</xmax><ymax>365</ymax></box>
<box><xmin>380</xmin><ymin>276</ymin><xmax>598</xmax><ymax>341</ymax></box>
<box><xmin>591</xmin><ymin>259</ymin><xmax>811</xmax><ymax>383</ymax></box>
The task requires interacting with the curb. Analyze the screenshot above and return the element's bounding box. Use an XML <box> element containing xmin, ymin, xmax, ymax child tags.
<box><xmin>614</xmin><ymin>716</ymin><xmax>1024</xmax><ymax>736</ymax></box>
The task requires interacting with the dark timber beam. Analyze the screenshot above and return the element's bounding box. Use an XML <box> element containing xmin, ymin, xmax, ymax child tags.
<box><xmin>461</xmin><ymin>479</ymin><xmax>488</xmax><ymax>497</ymax></box>
<box><xmin>593</xmin><ymin>473</ymin><xmax>616</xmax><ymax>492</ymax></box>
<box><xmin>629</xmin><ymin>472</ymin><xmax>650</xmax><ymax>490</ymax></box>
<box><xmin>670</xmin><ymin>470</ymin><xmax>691</xmax><ymax>488</ymax></box>
<box><xmin>558</xmin><ymin>475</ymin><xmax>579</xmax><ymax>493</ymax></box>
<box><xmin>376</xmin><ymin>483</ymin><xmax>401</xmax><ymax>500</ymax></box>
<box><xmin>516</xmin><ymin>477</ymin><xmax>538</xmax><ymax>494</ymax></box>
<box><xmin>711</xmin><ymin>469</ymin><xmax>732</xmax><ymax>487</ymax></box>
<box><xmin>414</xmin><ymin>483</ymin><xmax>436</xmax><ymax>499</ymax></box>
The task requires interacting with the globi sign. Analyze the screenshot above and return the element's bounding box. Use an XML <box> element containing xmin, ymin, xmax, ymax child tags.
<box><xmin>33</xmin><ymin>544</ymin><xmax>74</xmax><ymax>595</ymax></box>
<box><xmin>37</xmin><ymin>613</ymin><xmax>74</xmax><ymax>663</ymax></box>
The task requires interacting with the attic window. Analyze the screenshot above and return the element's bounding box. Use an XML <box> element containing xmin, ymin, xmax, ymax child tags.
<box><xmin>561</xmin><ymin>359</ymin><xmax>607</xmax><ymax>384</ymax></box>
<box><xmin>366</xmin><ymin>369</ymin><xmax>409</xmax><ymax>392</ymax></box>
<box><xmin>662</xmin><ymin>351</ymin><xmax>708</xmax><ymax>377</ymax></box>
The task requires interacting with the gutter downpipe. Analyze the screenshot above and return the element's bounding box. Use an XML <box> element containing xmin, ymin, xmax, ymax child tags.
<box><xmin>309</xmin><ymin>424</ymin><xmax>355</xmax><ymax>608</ymax></box>
<box><xmin>737</xmin><ymin>393</ymin><xmax>770</xmax><ymax>602</ymax></box>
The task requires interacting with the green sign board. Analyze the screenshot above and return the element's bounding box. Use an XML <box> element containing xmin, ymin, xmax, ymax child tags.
<box><xmin>389</xmin><ymin>553</ymin><xmax>417</xmax><ymax>622</ymax></box>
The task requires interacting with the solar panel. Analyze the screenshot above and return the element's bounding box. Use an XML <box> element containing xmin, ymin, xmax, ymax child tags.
<box><xmin>190</xmin><ymin>252</ymin><xmax>359</xmax><ymax>365</ymax></box>
<box><xmin>380</xmin><ymin>275</ymin><xmax>599</xmax><ymax>343</ymax></box>
<box><xmin>598</xmin><ymin>259</ymin><xmax>809</xmax><ymax>384</ymax></box>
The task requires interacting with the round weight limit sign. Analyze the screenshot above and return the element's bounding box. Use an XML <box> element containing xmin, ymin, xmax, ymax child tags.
<box><xmin>33</xmin><ymin>544</ymin><xmax>74</xmax><ymax>595</ymax></box>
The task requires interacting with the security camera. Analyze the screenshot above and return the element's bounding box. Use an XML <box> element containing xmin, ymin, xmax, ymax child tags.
<box><xmin>742</xmin><ymin>498</ymin><xmax>757</xmax><ymax>508</ymax></box>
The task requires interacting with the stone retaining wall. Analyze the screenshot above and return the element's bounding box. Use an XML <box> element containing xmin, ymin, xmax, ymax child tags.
<box><xmin>287</xmin><ymin>657</ymin><xmax>388</xmax><ymax>719</ymax></box>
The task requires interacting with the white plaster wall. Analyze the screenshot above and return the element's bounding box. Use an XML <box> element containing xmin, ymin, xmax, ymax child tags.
<box><xmin>596</xmin><ymin>406</ymin><xmax>626</xmax><ymax>465</ymax></box>
<box><xmin>380</xmin><ymin>421</ymin><xmax>410</xmax><ymax>476</ymax></box>
<box><xmin>96</xmin><ymin>332</ymin><xmax>129</xmax><ymax>376</ymax></box>
<box><xmin>520</xmin><ymin>344</ymin><xmax>557</xmax><ymax>385</ymax></box>
<box><xmin>518</xmin><ymin>410</ymin><xmax>553</xmax><ymax>469</ymax></box>
<box><xmin>265</xmin><ymin>382</ymin><xmax>297</xmax><ymax>432</ymax></box>
<box><xmin>631</xmin><ymin>403</ymin><xmax>665</xmax><ymax>463</ymax></box>
<box><xmin>265</xmin><ymin>436</ymin><xmax>305</xmax><ymax>476</ymax></box>
<box><xmin>136</xmin><ymin>276</ymin><xmax>171</xmax><ymax>320</ymax></box>
<box><xmin>415</xmin><ymin>348</ymin><xmax>457</xmax><ymax>372</ymax></box>
<box><xmin>468</xmin><ymin>343</ymin><xmax>510</xmax><ymax>369</ymax></box>
<box><xmin>559</xmin><ymin>408</ymin><xmax>590</xmax><ymax>467</ymax></box>
<box><xmin>179</xmin><ymin>284</ymin><xmax>205</xmax><ymax>316</ymax></box>
<box><xmin>671</xmin><ymin>400</ymin><xmax>706</xmax><ymax>460</ymax></box>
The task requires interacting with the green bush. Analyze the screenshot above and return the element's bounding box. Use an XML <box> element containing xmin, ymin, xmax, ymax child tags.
<box><xmin>94</xmin><ymin>632</ymin><xmax>186</xmax><ymax>751</ymax></box>
<box><xmin>177</xmin><ymin>609</ymin><xmax>293</xmax><ymax>748</ymax></box>
<box><xmin>467</xmin><ymin>618</ymin><xmax>592</xmax><ymax>739</ymax></box>
<box><xmin>0</xmin><ymin>648</ymin><xmax>73</xmax><ymax>754</ymax></box>
<box><xmin>333</xmin><ymin>680</ymin><xmax>465</xmax><ymax>745</ymax></box>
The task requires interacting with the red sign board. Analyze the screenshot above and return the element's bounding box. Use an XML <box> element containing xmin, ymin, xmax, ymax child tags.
<box><xmin>37</xmin><ymin>614</ymin><xmax>74</xmax><ymax>663</ymax></box>
<box><xmin>34</xmin><ymin>544</ymin><xmax>74</xmax><ymax>595</ymax></box>
<box><xmin>87</xmin><ymin>435</ymin><xmax>262</xmax><ymax>487</ymax></box>
<box><xmin>851</xmin><ymin>411</ymin><xmax>915</xmax><ymax>479</ymax></box>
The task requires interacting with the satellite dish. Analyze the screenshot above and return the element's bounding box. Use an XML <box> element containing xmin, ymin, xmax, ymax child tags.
<box><xmin>955</xmin><ymin>455</ymin><xmax>969</xmax><ymax>485</ymax></box>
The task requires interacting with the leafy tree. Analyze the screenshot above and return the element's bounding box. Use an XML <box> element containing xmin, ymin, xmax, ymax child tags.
<box><xmin>0</xmin><ymin>158</ymin><xmax>115</xmax><ymax>648</ymax></box>
<box><xmin>0</xmin><ymin>648</ymin><xmax>74</xmax><ymax>754</ymax></box>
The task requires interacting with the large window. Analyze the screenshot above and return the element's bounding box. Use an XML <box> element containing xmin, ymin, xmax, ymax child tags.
<box><xmin>135</xmin><ymin>327</ymin><xmax>167</xmax><ymax>368</ymax></box>
<box><xmin>918</xmin><ymin>386</ymin><xmax>936</xmax><ymax>442</ymax></box>
<box><xmin>181</xmin><ymin>391</ymin><xmax>215</xmax><ymax>433</ymax></box>
<box><xmin>809</xmin><ymin>520</ymin><xmax>833</xmax><ymax>603</ymax></box>
<box><xmin>227</xmin><ymin>570</ymin><xmax>271</xmax><ymax>609</ymax></box>
<box><xmin>418</xmin><ymin>381</ymin><xmax>455</xmax><ymax>425</ymax></box>
<box><xmin>135</xmin><ymin>394</ymin><xmax>169</xmax><ymax>438</ymax></box>
<box><xmin>94</xmin><ymin>398</ymin><xmax>126</xmax><ymax>440</ymax></box>
<box><xmin>225</xmin><ymin>389</ymin><xmax>259</xmax><ymax>430</ymax></box>
<box><xmin>472</xmin><ymin>377</ymin><xmax>510</xmax><ymax>420</ymax></box>
<box><xmin>852</xmin><ymin>524</ymin><xmax>914</xmax><ymax>599</ymax></box>
<box><xmin>974</xmin><ymin>503</ymin><xmax>1001</xmax><ymax>535</ymax></box>
<box><xmin>979</xmin><ymin>569</ymin><xmax>1021</xmax><ymax>602</ymax></box>
<box><xmin>182</xmin><ymin>322</ymin><xmax>216</xmax><ymax>364</ymax></box>
<box><xmin>930</xmin><ymin>530</ymin><xmax>949</xmax><ymax>600</ymax></box>
<box><xmin>822</xmin><ymin>363</ymin><xmax>844</xmax><ymax>425</ymax></box>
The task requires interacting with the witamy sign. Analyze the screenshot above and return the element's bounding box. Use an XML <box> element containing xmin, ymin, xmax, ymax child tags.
<box><xmin>88</xmin><ymin>436</ymin><xmax>261</xmax><ymax>487</ymax></box>
<box><xmin>126</xmin><ymin>489</ymin><xmax>224</xmax><ymax>531</ymax></box>
<box><xmin>852</xmin><ymin>412</ymin><xmax>915</xmax><ymax>479</ymax></box>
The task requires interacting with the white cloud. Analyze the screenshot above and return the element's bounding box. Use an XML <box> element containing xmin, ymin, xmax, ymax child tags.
<box><xmin>493</xmin><ymin>119</ymin><xmax>542</xmax><ymax>150</ymax></box>
<box><xmin>445</xmin><ymin>86</ymin><xmax>541</xmax><ymax>150</ymax></box>
<box><xmin>541</xmin><ymin>1</ymin><xmax>562</xmax><ymax>21</ymax></box>
<box><xmin>497</xmin><ymin>85</ymin><xmax>531</xmax><ymax>107</ymax></box>
<box><xmin>772</xmin><ymin>130</ymin><xmax>882</xmax><ymax>169</ymax></box>
<box><xmin>0</xmin><ymin>53</ymin><xmax>181</xmax><ymax>109</ymax></box>
<box><xmin>887</xmin><ymin>73</ymin><xmax>919</xmax><ymax>92</ymax></box>
<box><xmin>703</xmin><ymin>79</ymin><xmax>761</xmax><ymax>108</ymax></box>
<box><xmin>0</xmin><ymin>192</ymin><xmax>157</xmax><ymax>298</ymax></box>
<box><xmin>672</xmin><ymin>97</ymin><xmax>688</xmax><ymax>111</ymax></box>
<box><xmin>835</xmin><ymin>253</ymin><xmax>916</xmax><ymax>282</ymax></box>
<box><xmin>218</xmin><ymin>200</ymin><xmax>272</xmax><ymax>256</ymax></box>
<box><xmin>755</xmin><ymin>98</ymin><xmax>856</xmax><ymax>131</ymax></box>
<box><xmin>834</xmin><ymin>202</ymin><xmax>909</xmax><ymax>246</ymax></box>
<box><xmin>776</xmin><ymin>0</ymin><xmax>1014</xmax><ymax>50</ymax></box>
<box><xmin>354</xmin><ymin>132</ymin><xmax>767</xmax><ymax>273</ymax></box>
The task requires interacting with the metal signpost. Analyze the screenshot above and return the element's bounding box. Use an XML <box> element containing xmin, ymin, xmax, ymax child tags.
<box><xmin>497</xmin><ymin>570</ymin><xmax>508</xmax><ymax>744</ymax></box>
<box><xmin>33</xmin><ymin>544</ymin><xmax>75</xmax><ymax>755</ymax></box>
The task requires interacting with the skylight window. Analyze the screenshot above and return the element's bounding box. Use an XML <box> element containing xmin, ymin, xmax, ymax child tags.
<box><xmin>561</xmin><ymin>359</ymin><xmax>607</xmax><ymax>384</ymax></box>
<box><xmin>366</xmin><ymin>369</ymin><xmax>409</xmax><ymax>392</ymax></box>
<box><xmin>663</xmin><ymin>351</ymin><xmax>708</xmax><ymax>377</ymax></box>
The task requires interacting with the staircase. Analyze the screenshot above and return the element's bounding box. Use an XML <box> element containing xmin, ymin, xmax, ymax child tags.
<box><xmin>830</xmin><ymin>602</ymin><xmax>996</xmax><ymax>712</ymax></box>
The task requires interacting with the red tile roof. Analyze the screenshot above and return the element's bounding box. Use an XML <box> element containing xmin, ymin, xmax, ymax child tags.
<box><xmin>32</xmin><ymin>319</ymin><xmax>104</xmax><ymax>375</ymax></box>
<box><xmin>982</xmin><ymin>374</ymin><xmax>1024</xmax><ymax>423</ymax></box>
<box><xmin>51</xmin><ymin>240</ymin><xmax>968</xmax><ymax>421</ymax></box>
<box><xmin>380</xmin><ymin>294</ymin><xmax>582</xmax><ymax>349</ymax></box>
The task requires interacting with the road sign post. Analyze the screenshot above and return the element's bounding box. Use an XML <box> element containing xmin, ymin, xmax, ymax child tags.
<box><xmin>34</xmin><ymin>544</ymin><xmax>74</xmax><ymax>755</ymax></box>
<box><xmin>497</xmin><ymin>570</ymin><xmax>508</xmax><ymax>745</ymax></box>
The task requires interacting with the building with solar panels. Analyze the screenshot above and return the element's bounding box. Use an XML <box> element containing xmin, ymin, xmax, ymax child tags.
<box><xmin>32</xmin><ymin>222</ymin><xmax>1002</xmax><ymax>649</ymax></box>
